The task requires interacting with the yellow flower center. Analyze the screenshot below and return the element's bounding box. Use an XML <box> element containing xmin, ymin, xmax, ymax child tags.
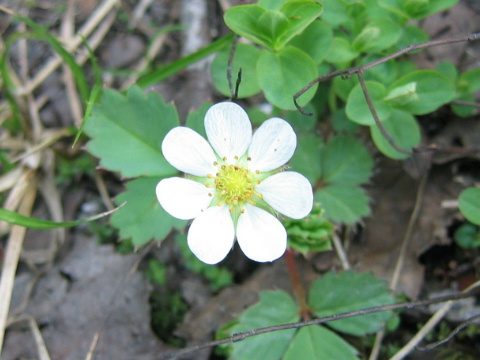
<box><xmin>205</xmin><ymin>156</ymin><xmax>263</xmax><ymax>215</ymax></box>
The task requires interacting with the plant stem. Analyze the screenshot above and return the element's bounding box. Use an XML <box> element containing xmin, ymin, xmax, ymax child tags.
<box><xmin>285</xmin><ymin>249</ymin><xmax>310</xmax><ymax>320</ymax></box>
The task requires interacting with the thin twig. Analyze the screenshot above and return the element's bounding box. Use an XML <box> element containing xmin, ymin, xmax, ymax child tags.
<box><xmin>155</xmin><ymin>287</ymin><xmax>480</xmax><ymax>360</ymax></box>
<box><xmin>293</xmin><ymin>32</ymin><xmax>480</xmax><ymax>154</ymax></box>
<box><xmin>227</xmin><ymin>34</ymin><xmax>239</xmax><ymax>98</ymax></box>
<box><xmin>389</xmin><ymin>279</ymin><xmax>480</xmax><ymax>360</ymax></box>
<box><xmin>294</xmin><ymin>32</ymin><xmax>480</xmax><ymax>112</ymax></box>
<box><xmin>451</xmin><ymin>99</ymin><xmax>480</xmax><ymax>108</ymax></box>
<box><xmin>357</xmin><ymin>71</ymin><xmax>411</xmax><ymax>155</ymax></box>
<box><xmin>417</xmin><ymin>312</ymin><xmax>480</xmax><ymax>351</ymax></box>
<box><xmin>331</xmin><ymin>233</ymin><xmax>351</xmax><ymax>270</ymax></box>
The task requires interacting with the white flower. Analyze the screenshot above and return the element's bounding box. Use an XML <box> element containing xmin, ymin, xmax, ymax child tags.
<box><xmin>156</xmin><ymin>102</ymin><xmax>313</xmax><ymax>264</ymax></box>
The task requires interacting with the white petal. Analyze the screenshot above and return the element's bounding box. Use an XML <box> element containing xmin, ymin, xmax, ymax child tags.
<box><xmin>257</xmin><ymin>172</ymin><xmax>313</xmax><ymax>219</ymax></box>
<box><xmin>205</xmin><ymin>102</ymin><xmax>252</xmax><ymax>163</ymax></box>
<box><xmin>248</xmin><ymin>118</ymin><xmax>296</xmax><ymax>172</ymax></box>
<box><xmin>187</xmin><ymin>205</ymin><xmax>235</xmax><ymax>264</ymax></box>
<box><xmin>162</xmin><ymin>127</ymin><xmax>217</xmax><ymax>176</ymax></box>
<box><xmin>156</xmin><ymin>177</ymin><xmax>212</xmax><ymax>220</ymax></box>
<box><xmin>236</xmin><ymin>204</ymin><xmax>287</xmax><ymax>262</ymax></box>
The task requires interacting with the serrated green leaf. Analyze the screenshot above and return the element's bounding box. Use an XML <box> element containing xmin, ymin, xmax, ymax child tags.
<box><xmin>322</xmin><ymin>135</ymin><xmax>373</xmax><ymax>184</ymax></box>
<box><xmin>288</xmin><ymin>134</ymin><xmax>323</xmax><ymax>184</ymax></box>
<box><xmin>230</xmin><ymin>290</ymin><xmax>299</xmax><ymax>360</ymax></box>
<box><xmin>84</xmin><ymin>86</ymin><xmax>179</xmax><ymax>178</ymax></box>
<box><xmin>345</xmin><ymin>81</ymin><xmax>392</xmax><ymax>125</ymax></box>
<box><xmin>185</xmin><ymin>101</ymin><xmax>213</xmax><ymax>138</ymax></box>
<box><xmin>370</xmin><ymin>110</ymin><xmax>421</xmax><ymax>159</ymax></box>
<box><xmin>388</xmin><ymin>70</ymin><xmax>455</xmax><ymax>115</ymax></box>
<box><xmin>288</xmin><ymin>21</ymin><xmax>333</xmax><ymax>64</ymax></box>
<box><xmin>283</xmin><ymin>326</ymin><xmax>359</xmax><ymax>360</ymax></box>
<box><xmin>111</xmin><ymin>177</ymin><xmax>186</xmax><ymax>246</ymax></box>
<box><xmin>315</xmin><ymin>184</ymin><xmax>370</xmax><ymax>224</ymax></box>
<box><xmin>459</xmin><ymin>187</ymin><xmax>480</xmax><ymax>226</ymax></box>
<box><xmin>211</xmin><ymin>43</ymin><xmax>262</xmax><ymax>98</ymax></box>
<box><xmin>309</xmin><ymin>271</ymin><xmax>395</xmax><ymax>336</ymax></box>
<box><xmin>257</xmin><ymin>46</ymin><xmax>318</xmax><ymax>110</ymax></box>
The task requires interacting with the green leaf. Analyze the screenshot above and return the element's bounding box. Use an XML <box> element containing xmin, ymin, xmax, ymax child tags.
<box><xmin>0</xmin><ymin>206</ymin><xmax>119</xmax><ymax>230</ymax></box>
<box><xmin>353</xmin><ymin>19</ymin><xmax>402</xmax><ymax>53</ymax></box>
<box><xmin>315</xmin><ymin>184</ymin><xmax>370</xmax><ymax>224</ymax></box>
<box><xmin>459</xmin><ymin>187</ymin><xmax>480</xmax><ymax>226</ymax></box>
<box><xmin>284</xmin><ymin>326</ymin><xmax>359</xmax><ymax>360</ymax></box>
<box><xmin>325</xmin><ymin>37</ymin><xmax>359</xmax><ymax>64</ymax></box>
<box><xmin>283</xmin><ymin>106</ymin><xmax>318</xmax><ymax>133</ymax></box>
<box><xmin>224</xmin><ymin>1</ymin><xmax>322</xmax><ymax>51</ymax></box>
<box><xmin>404</xmin><ymin>0</ymin><xmax>459</xmax><ymax>19</ymax></box>
<box><xmin>396</xmin><ymin>25</ymin><xmax>429</xmax><ymax>51</ymax></box>
<box><xmin>309</xmin><ymin>271</ymin><xmax>395</xmax><ymax>336</ymax></box>
<box><xmin>274</xmin><ymin>1</ymin><xmax>323</xmax><ymax>50</ymax></box>
<box><xmin>111</xmin><ymin>177</ymin><xmax>186</xmax><ymax>246</ymax></box>
<box><xmin>370</xmin><ymin>110</ymin><xmax>421</xmax><ymax>159</ymax></box>
<box><xmin>230</xmin><ymin>290</ymin><xmax>300</xmax><ymax>360</ymax></box>
<box><xmin>257</xmin><ymin>0</ymin><xmax>291</xmax><ymax>10</ymax></box>
<box><xmin>388</xmin><ymin>70</ymin><xmax>455</xmax><ymax>115</ymax></box>
<box><xmin>322</xmin><ymin>135</ymin><xmax>373</xmax><ymax>185</ymax></box>
<box><xmin>458</xmin><ymin>68</ymin><xmax>480</xmax><ymax>93</ymax></box>
<box><xmin>84</xmin><ymin>86</ymin><xmax>179</xmax><ymax>178</ymax></box>
<box><xmin>289</xmin><ymin>134</ymin><xmax>323</xmax><ymax>184</ymax></box>
<box><xmin>257</xmin><ymin>46</ymin><xmax>318</xmax><ymax>110</ymax></box>
<box><xmin>384</xmin><ymin>81</ymin><xmax>418</xmax><ymax>106</ymax></box>
<box><xmin>185</xmin><ymin>101</ymin><xmax>213</xmax><ymax>139</ymax></box>
<box><xmin>211</xmin><ymin>43</ymin><xmax>262</xmax><ymax>98</ymax></box>
<box><xmin>345</xmin><ymin>81</ymin><xmax>392</xmax><ymax>125</ymax></box>
<box><xmin>436</xmin><ymin>61</ymin><xmax>458</xmax><ymax>82</ymax></box>
<box><xmin>321</xmin><ymin>0</ymin><xmax>350</xmax><ymax>27</ymax></box>
<box><xmin>287</xmin><ymin>21</ymin><xmax>333</xmax><ymax>64</ymax></box>
<box><xmin>333</xmin><ymin>76</ymin><xmax>358</xmax><ymax>102</ymax></box>
<box><xmin>454</xmin><ymin>224</ymin><xmax>480</xmax><ymax>249</ymax></box>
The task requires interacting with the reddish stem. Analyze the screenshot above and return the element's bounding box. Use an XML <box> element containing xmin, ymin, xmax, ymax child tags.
<box><xmin>285</xmin><ymin>249</ymin><xmax>310</xmax><ymax>320</ymax></box>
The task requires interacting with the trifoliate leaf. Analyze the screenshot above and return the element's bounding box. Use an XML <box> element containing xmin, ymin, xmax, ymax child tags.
<box><xmin>315</xmin><ymin>184</ymin><xmax>370</xmax><ymax>224</ymax></box>
<box><xmin>285</xmin><ymin>203</ymin><xmax>334</xmax><ymax>254</ymax></box>
<box><xmin>321</xmin><ymin>135</ymin><xmax>374</xmax><ymax>185</ymax></box>
<box><xmin>85</xmin><ymin>86</ymin><xmax>179</xmax><ymax>178</ymax></box>
<box><xmin>283</xmin><ymin>326</ymin><xmax>359</xmax><ymax>360</ymax></box>
<box><xmin>229</xmin><ymin>291</ymin><xmax>299</xmax><ymax>360</ymax></box>
<box><xmin>308</xmin><ymin>271</ymin><xmax>395</xmax><ymax>336</ymax></box>
<box><xmin>111</xmin><ymin>177</ymin><xmax>186</xmax><ymax>246</ymax></box>
<box><xmin>459</xmin><ymin>187</ymin><xmax>480</xmax><ymax>226</ymax></box>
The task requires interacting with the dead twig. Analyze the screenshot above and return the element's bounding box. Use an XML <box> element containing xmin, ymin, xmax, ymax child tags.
<box><xmin>293</xmin><ymin>32</ymin><xmax>480</xmax><ymax>155</ymax></box>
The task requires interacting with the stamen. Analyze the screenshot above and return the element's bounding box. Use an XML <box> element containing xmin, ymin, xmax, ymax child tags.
<box><xmin>240</xmin><ymin>209</ymin><xmax>245</xmax><ymax>214</ymax></box>
<box><xmin>234</xmin><ymin>156</ymin><xmax>238</xmax><ymax>160</ymax></box>
<box><xmin>223</xmin><ymin>156</ymin><xmax>227</xmax><ymax>161</ymax></box>
<box><xmin>217</xmin><ymin>202</ymin><xmax>222</xmax><ymax>206</ymax></box>
<box><xmin>250</xmin><ymin>201</ymin><xmax>256</xmax><ymax>205</ymax></box>
<box><xmin>247</xmin><ymin>157</ymin><xmax>251</xmax><ymax>161</ymax></box>
<box><xmin>213</xmin><ymin>161</ymin><xmax>218</xmax><ymax>166</ymax></box>
<box><xmin>255</xmin><ymin>170</ymin><xmax>260</xmax><ymax>174</ymax></box>
<box><xmin>205</xmin><ymin>184</ymin><xmax>210</xmax><ymax>188</ymax></box>
<box><xmin>208</xmin><ymin>193</ymin><xmax>213</xmax><ymax>197</ymax></box>
<box><xmin>207</xmin><ymin>174</ymin><xmax>213</xmax><ymax>178</ymax></box>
